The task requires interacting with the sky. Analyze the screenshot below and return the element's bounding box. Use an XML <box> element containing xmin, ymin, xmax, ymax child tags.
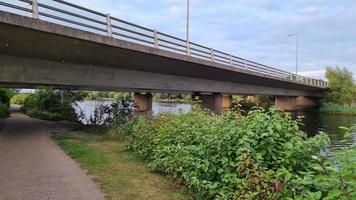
<box><xmin>48</xmin><ymin>0</ymin><xmax>356</xmax><ymax>79</ymax></box>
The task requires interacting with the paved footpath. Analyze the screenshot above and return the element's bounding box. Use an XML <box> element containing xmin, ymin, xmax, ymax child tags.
<box><xmin>0</xmin><ymin>111</ymin><xmax>104</xmax><ymax>200</ymax></box>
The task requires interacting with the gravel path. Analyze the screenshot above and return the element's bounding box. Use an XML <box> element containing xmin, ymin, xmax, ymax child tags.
<box><xmin>0</xmin><ymin>111</ymin><xmax>104</xmax><ymax>200</ymax></box>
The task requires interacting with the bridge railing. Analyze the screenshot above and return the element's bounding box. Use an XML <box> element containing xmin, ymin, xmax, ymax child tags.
<box><xmin>0</xmin><ymin>0</ymin><xmax>329</xmax><ymax>88</ymax></box>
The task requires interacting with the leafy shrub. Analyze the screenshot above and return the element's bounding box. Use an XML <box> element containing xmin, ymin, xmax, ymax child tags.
<box><xmin>26</xmin><ymin>110</ymin><xmax>65</xmax><ymax>121</ymax></box>
<box><xmin>22</xmin><ymin>88</ymin><xmax>84</xmax><ymax>121</ymax></box>
<box><xmin>119</xmin><ymin>105</ymin><xmax>355</xmax><ymax>199</ymax></box>
<box><xmin>0</xmin><ymin>103</ymin><xmax>10</xmax><ymax>119</ymax></box>
<box><xmin>0</xmin><ymin>88</ymin><xmax>14</xmax><ymax>119</ymax></box>
<box><xmin>10</xmin><ymin>93</ymin><xmax>28</xmax><ymax>105</ymax></box>
<box><xmin>85</xmin><ymin>98</ymin><xmax>134</xmax><ymax>127</ymax></box>
<box><xmin>0</xmin><ymin>89</ymin><xmax>17</xmax><ymax>106</ymax></box>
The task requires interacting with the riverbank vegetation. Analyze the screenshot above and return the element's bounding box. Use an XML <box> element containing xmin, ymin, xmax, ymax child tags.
<box><xmin>114</xmin><ymin>106</ymin><xmax>355</xmax><ymax>199</ymax></box>
<box><xmin>84</xmin><ymin>91</ymin><xmax>191</xmax><ymax>103</ymax></box>
<box><xmin>84</xmin><ymin>91</ymin><xmax>132</xmax><ymax>101</ymax></box>
<box><xmin>10</xmin><ymin>93</ymin><xmax>28</xmax><ymax>105</ymax></box>
<box><xmin>320</xmin><ymin>102</ymin><xmax>356</xmax><ymax>115</ymax></box>
<box><xmin>21</xmin><ymin>88</ymin><xmax>84</xmax><ymax>121</ymax></box>
<box><xmin>153</xmin><ymin>93</ymin><xmax>191</xmax><ymax>103</ymax></box>
<box><xmin>321</xmin><ymin>67</ymin><xmax>356</xmax><ymax>115</ymax></box>
<box><xmin>54</xmin><ymin>102</ymin><xmax>355</xmax><ymax>200</ymax></box>
<box><xmin>0</xmin><ymin>89</ymin><xmax>16</xmax><ymax>119</ymax></box>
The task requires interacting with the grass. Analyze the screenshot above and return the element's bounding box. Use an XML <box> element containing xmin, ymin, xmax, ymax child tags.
<box><xmin>52</xmin><ymin>130</ymin><xmax>189</xmax><ymax>200</ymax></box>
<box><xmin>320</xmin><ymin>102</ymin><xmax>356</xmax><ymax>115</ymax></box>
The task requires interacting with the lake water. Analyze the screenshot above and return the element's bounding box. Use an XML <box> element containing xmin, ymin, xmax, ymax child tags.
<box><xmin>75</xmin><ymin>100</ymin><xmax>355</xmax><ymax>153</ymax></box>
<box><xmin>295</xmin><ymin>111</ymin><xmax>356</xmax><ymax>154</ymax></box>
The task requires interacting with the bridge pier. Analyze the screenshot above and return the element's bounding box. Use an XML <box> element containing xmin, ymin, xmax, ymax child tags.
<box><xmin>275</xmin><ymin>96</ymin><xmax>318</xmax><ymax>111</ymax></box>
<box><xmin>133</xmin><ymin>93</ymin><xmax>152</xmax><ymax>114</ymax></box>
<box><xmin>192</xmin><ymin>93</ymin><xmax>232</xmax><ymax>114</ymax></box>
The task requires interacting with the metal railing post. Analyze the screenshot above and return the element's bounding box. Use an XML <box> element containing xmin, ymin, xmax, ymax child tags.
<box><xmin>106</xmin><ymin>14</ymin><xmax>112</xmax><ymax>37</ymax></box>
<box><xmin>229</xmin><ymin>55</ymin><xmax>233</xmax><ymax>65</ymax></box>
<box><xmin>186</xmin><ymin>41</ymin><xmax>191</xmax><ymax>56</ymax></box>
<box><xmin>153</xmin><ymin>30</ymin><xmax>159</xmax><ymax>48</ymax></box>
<box><xmin>244</xmin><ymin>59</ymin><xmax>248</xmax><ymax>69</ymax></box>
<box><xmin>210</xmin><ymin>49</ymin><xmax>215</xmax><ymax>62</ymax></box>
<box><xmin>32</xmin><ymin>0</ymin><xmax>39</xmax><ymax>19</ymax></box>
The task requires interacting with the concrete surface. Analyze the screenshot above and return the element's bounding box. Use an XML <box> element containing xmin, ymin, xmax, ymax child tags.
<box><xmin>0</xmin><ymin>111</ymin><xmax>104</xmax><ymax>200</ymax></box>
<box><xmin>192</xmin><ymin>93</ymin><xmax>233</xmax><ymax>114</ymax></box>
<box><xmin>0</xmin><ymin>54</ymin><xmax>322</xmax><ymax>97</ymax></box>
<box><xmin>275</xmin><ymin>96</ymin><xmax>318</xmax><ymax>111</ymax></box>
<box><xmin>0</xmin><ymin>11</ymin><xmax>327</xmax><ymax>97</ymax></box>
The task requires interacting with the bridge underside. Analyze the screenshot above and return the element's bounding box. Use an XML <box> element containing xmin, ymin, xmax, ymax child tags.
<box><xmin>0</xmin><ymin>12</ymin><xmax>326</xmax><ymax>112</ymax></box>
<box><xmin>0</xmin><ymin>54</ymin><xmax>319</xmax><ymax>97</ymax></box>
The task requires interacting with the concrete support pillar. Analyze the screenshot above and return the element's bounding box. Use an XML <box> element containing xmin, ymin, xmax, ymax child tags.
<box><xmin>192</xmin><ymin>93</ymin><xmax>232</xmax><ymax>114</ymax></box>
<box><xmin>133</xmin><ymin>93</ymin><xmax>152</xmax><ymax>114</ymax></box>
<box><xmin>275</xmin><ymin>96</ymin><xmax>317</xmax><ymax>111</ymax></box>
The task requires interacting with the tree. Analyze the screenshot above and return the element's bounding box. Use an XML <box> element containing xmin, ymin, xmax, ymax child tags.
<box><xmin>325</xmin><ymin>67</ymin><xmax>355</xmax><ymax>105</ymax></box>
<box><xmin>0</xmin><ymin>88</ymin><xmax>17</xmax><ymax>106</ymax></box>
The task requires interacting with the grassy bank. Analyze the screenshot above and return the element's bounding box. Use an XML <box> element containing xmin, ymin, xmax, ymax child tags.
<box><xmin>52</xmin><ymin>130</ymin><xmax>189</xmax><ymax>200</ymax></box>
<box><xmin>320</xmin><ymin>103</ymin><xmax>356</xmax><ymax>115</ymax></box>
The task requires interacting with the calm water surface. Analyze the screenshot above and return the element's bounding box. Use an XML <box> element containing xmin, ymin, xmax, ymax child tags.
<box><xmin>75</xmin><ymin>100</ymin><xmax>355</xmax><ymax>153</ymax></box>
<box><xmin>294</xmin><ymin>111</ymin><xmax>356</xmax><ymax>154</ymax></box>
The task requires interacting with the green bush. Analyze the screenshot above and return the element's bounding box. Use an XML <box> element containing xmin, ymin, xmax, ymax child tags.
<box><xmin>26</xmin><ymin>110</ymin><xmax>65</xmax><ymax>121</ymax></box>
<box><xmin>10</xmin><ymin>93</ymin><xmax>28</xmax><ymax>105</ymax></box>
<box><xmin>320</xmin><ymin>102</ymin><xmax>356</xmax><ymax>115</ymax></box>
<box><xmin>0</xmin><ymin>103</ymin><xmax>10</xmax><ymax>119</ymax></box>
<box><xmin>119</xmin><ymin>107</ymin><xmax>327</xmax><ymax>199</ymax></box>
<box><xmin>22</xmin><ymin>88</ymin><xmax>83</xmax><ymax>121</ymax></box>
<box><xmin>325</xmin><ymin>67</ymin><xmax>355</xmax><ymax>105</ymax></box>
<box><xmin>0</xmin><ymin>89</ymin><xmax>17</xmax><ymax>106</ymax></box>
<box><xmin>119</xmin><ymin>106</ymin><xmax>355</xmax><ymax>199</ymax></box>
<box><xmin>0</xmin><ymin>88</ymin><xmax>14</xmax><ymax>119</ymax></box>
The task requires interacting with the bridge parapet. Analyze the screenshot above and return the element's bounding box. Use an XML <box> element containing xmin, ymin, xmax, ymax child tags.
<box><xmin>0</xmin><ymin>0</ymin><xmax>328</xmax><ymax>88</ymax></box>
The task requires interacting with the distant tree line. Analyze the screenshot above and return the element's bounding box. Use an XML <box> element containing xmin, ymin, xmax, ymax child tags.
<box><xmin>321</xmin><ymin>67</ymin><xmax>356</xmax><ymax>115</ymax></box>
<box><xmin>325</xmin><ymin>67</ymin><xmax>355</xmax><ymax>105</ymax></box>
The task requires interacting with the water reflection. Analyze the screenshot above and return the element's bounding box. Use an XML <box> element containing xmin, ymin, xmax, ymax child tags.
<box><xmin>292</xmin><ymin>111</ymin><xmax>356</xmax><ymax>153</ymax></box>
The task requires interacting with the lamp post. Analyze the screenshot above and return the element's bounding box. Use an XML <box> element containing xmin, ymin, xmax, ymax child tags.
<box><xmin>186</xmin><ymin>0</ymin><xmax>190</xmax><ymax>56</ymax></box>
<box><xmin>288</xmin><ymin>34</ymin><xmax>298</xmax><ymax>75</ymax></box>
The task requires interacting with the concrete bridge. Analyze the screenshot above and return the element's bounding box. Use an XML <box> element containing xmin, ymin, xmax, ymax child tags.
<box><xmin>0</xmin><ymin>0</ymin><xmax>328</xmax><ymax>113</ymax></box>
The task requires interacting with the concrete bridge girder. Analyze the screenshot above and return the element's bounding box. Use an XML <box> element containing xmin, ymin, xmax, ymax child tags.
<box><xmin>0</xmin><ymin>55</ymin><xmax>320</xmax><ymax>97</ymax></box>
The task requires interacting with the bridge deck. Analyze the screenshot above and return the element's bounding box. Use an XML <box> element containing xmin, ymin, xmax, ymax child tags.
<box><xmin>0</xmin><ymin>10</ymin><xmax>327</xmax><ymax>96</ymax></box>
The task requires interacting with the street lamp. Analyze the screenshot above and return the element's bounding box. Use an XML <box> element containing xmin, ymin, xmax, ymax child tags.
<box><xmin>288</xmin><ymin>34</ymin><xmax>298</xmax><ymax>75</ymax></box>
<box><xmin>186</xmin><ymin>0</ymin><xmax>190</xmax><ymax>56</ymax></box>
